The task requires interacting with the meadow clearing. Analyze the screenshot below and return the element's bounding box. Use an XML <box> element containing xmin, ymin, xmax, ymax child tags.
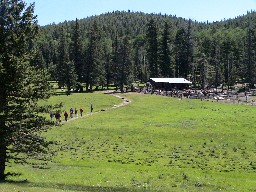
<box><xmin>1</xmin><ymin>91</ymin><xmax>256</xmax><ymax>191</ymax></box>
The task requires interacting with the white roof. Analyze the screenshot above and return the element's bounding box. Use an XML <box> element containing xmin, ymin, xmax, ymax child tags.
<box><xmin>149</xmin><ymin>78</ymin><xmax>192</xmax><ymax>84</ymax></box>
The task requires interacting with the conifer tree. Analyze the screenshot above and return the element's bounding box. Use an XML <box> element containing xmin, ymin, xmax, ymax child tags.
<box><xmin>57</xmin><ymin>28</ymin><xmax>77</xmax><ymax>94</ymax></box>
<box><xmin>159</xmin><ymin>22</ymin><xmax>171</xmax><ymax>77</ymax></box>
<box><xmin>102</xmin><ymin>39</ymin><xmax>113</xmax><ymax>89</ymax></box>
<box><xmin>245</xmin><ymin>17</ymin><xmax>256</xmax><ymax>88</ymax></box>
<box><xmin>85</xmin><ymin>20</ymin><xmax>105</xmax><ymax>91</ymax></box>
<box><xmin>118</xmin><ymin>36</ymin><xmax>133</xmax><ymax>92</ymax></box>
<box><xmin>133</xmin><ymin>35</ymin><xmax>148</xmax><ymax>82</ymax></box>
<box><xmin>175</xmin><ymin>28</ymin><xmax>188</xmax><ymax>78</ymax></box>
<box><xmin>111</xmin><ymin>34</ymin><xmax>120</xmax><ymax>89</ymax></box>
<box><xmin>0</xmin><ymin>0</ymin><xmax>59</xmax><ymax>180</ymax></box>
<box><xmin>197</xmin><ymin>53</ymin><xmax>209</xmax><ymax>88</ymax></box>
<box><xmin>186</xmin><ymin>19</ymin><xmax>194</xmax><ymax>79</ymax></box>
<box><xmin>146</xmin><ymin>19</ymin><xmax>158</xmax><ymax>77</ymax></box>
<box><xmin>212</xmin><ymin>38</ymin><xmax>222</xmax><ymax>89</ymax></box>
<box><xmin>70</xmin><ymin>18</ymin><xmax>83</xmax><ymax>83</ymax></box>
<box><xmin>32</xmin><ymin>47</ymin><xmax>46</xmax><ymax>68</ymax></box>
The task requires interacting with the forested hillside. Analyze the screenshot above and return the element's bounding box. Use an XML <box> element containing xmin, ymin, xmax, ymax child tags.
<box><xmin>35</xmin><ymin>10</ymin><xmax>256</xmax><ymax>92</ymax></box>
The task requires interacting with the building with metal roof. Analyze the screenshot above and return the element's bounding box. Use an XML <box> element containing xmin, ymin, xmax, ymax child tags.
<box><xmin>149</xmin><ymin>78</ymin><xmax>192</xmax><ymax>84</ymax></box>
<box><xmin>148</xmin><ymin>78</ymin><xmax>192</xmax><ymax>90</ymax></box>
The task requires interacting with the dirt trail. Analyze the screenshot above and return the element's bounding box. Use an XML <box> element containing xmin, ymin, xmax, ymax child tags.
<box><xmin>62</xmin><ymin>92</ymin><xmax>130</xmax><ymax>123</ymax></box>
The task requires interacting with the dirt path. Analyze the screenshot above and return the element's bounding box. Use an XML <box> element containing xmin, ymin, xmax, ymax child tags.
<box><xmin>62</xmin><ymin>92</ymin><xmax>130</xmax><ymax>123</ymax></box>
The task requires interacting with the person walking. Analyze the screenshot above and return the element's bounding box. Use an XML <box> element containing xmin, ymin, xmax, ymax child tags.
<box><xmin>55</xmin><ymin>111</ymin><xmax>61</xmax><ymax>122</ymax></box>
<box><xmin>70</xmin><ymin>108</ymin><xmax>74</xmax><ymax>118</ymax></box>
<box><xmin>75</xmin><ymin>108</ymin><xmax>78</xmax><ymax>117</ymax></box>
<box><xmin>64</xmin><ymin>111</ymin><xmax>68</xmax><ymax>121</ymax></box>
<box><xmin>90</xmin><ymin>103</ymin><xmax>93</xmax><ymax>113</ymax></box>
<box><xmin>50</xmin><ymin>112</ymin><xmax>54</xmax><ymax>120</ymax></box>
<box><xmin>80</xmin><ymin>108</ymin><xmax>83</xmax><ymax>116</ymax></box>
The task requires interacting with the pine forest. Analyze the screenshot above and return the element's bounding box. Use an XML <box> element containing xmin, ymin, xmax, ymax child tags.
<box><xmin>36</xmin><ymin>11</ymin><xmax>256</xmax><ymax>91</ymax></box>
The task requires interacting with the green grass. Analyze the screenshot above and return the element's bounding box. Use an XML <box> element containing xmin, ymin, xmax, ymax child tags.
<box><xmin>2</xmin><ymin>92</ymin><xmax>256</xmax><ymax>191</ymax></box>
<box><xmin>47</xmin><ymin>91</ymin><xmax>121</xmax><ymax>114</ymax></box>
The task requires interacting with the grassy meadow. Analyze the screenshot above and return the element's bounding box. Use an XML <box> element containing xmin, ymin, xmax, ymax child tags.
<box><xmin>1</xmin><ymin>91</ymin><xmax>256</xmax><ymax>191</ymax></box>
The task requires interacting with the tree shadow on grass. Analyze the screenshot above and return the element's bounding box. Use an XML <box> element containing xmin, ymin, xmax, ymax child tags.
<box><xmin>4</xmin><ymin>180</ymin><xmax>136</xmax><ymax>192</ymax></box>
<box><xmin>54</xmin><ymin>91</ymin><xmax>70</xmax><ymax>96</ymax></box>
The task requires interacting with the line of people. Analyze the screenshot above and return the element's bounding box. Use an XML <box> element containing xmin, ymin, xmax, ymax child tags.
<box><xmin>50</xmin><ymin>104</ymin><xmax>93</xmax><ymax>122</ymax></box>
<box><xmin>50</xmin><ymin>107</ymin><xmax>83</xmax><ymax>122</ymax></box>
<box><xmin>63</xmin><ymin>107</ymin><xmax>83</xmax><ymax>121</ymax></box>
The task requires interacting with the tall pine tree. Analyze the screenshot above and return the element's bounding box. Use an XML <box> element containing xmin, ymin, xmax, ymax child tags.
<box><xmin>146</xmin><ymin>19</ymin><xmax>158</xmax><ymax>77</ymax></box>
<box><xmin>70</xmin><ymin>18</ymin><xmax>83</xmax><ymax>83</ymax></box>
<box><xmin>57</xmin><ymin>27</ymin><xmax>77</xmax><ymax>94</ymax></box>
<box><xmin>118</xmin><ymin>36</ymin><xmax>133</xmax><ymax>92</ymax></box>
<box><xmin>175</xmin><ymin>28</ymin><xmax>188</xmax><ymax>78</ymax></box>
<box><xmin>85</xmin><ymin>20</ymin><xmax>105</xmax><ymax>91</ymax></box>
<box><xmin>0</xmin><ymin>0</ymin><xmax>59</xmax><ymax>180</ymax></box>
<box><xmin>159</xmin><ymin>22</ymin><xmax>172</xmax><ymax>77</ymax></box>
<box><xmin>245</xmin><ymin>17</ymin><xmax>256</xmax><ymax>88</ymax></box>
<box><xmin>133</xmin><ymin>35</ymin><xmax>148</xmax><ymax>82</ymax></box>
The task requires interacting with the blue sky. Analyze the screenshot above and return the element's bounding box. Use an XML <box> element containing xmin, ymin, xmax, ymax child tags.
<box><xmin>23</xmin><ymin>0</ymin><xmax>256</xmax><ymax>26</ymax></box>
